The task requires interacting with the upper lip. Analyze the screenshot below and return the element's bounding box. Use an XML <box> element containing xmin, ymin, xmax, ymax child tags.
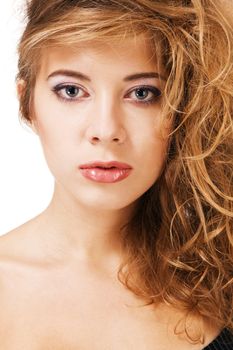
<box><xmin>79</xmin><ymin>161</ymin><xmax>132</xmax><ymax>169</ymax></box>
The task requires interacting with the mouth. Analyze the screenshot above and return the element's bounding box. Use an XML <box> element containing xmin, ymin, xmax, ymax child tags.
<box><xmin>95</xmin><ymin>166</ymin><xmax>117</xmax><ymax>169</ymax></box>
<box><xmin>79</xmin><ymin>161</ymin><xmax>133</xmax><ymax>183</ymax></box>
<box><xmin>79</xmin><ymin>161</ymin><xmax>132</xmax><ymax>170</ymax></box>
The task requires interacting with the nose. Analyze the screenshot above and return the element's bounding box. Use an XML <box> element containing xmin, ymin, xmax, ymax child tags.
<box><xmin>85</xmin><ymin>97</ymin><xmax>127</xmax><ymax>146</ymax></box>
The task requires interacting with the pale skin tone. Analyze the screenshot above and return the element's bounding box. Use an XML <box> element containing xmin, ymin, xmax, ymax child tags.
<box><xmin>0</xmin><ymin>35</ymin><xmax>221</xmax><ymax>349</ymax></box>
<box><xmin>18</xmin><ymin>35</ymin><xmax>170</xmax><ymax>272</ymax></box>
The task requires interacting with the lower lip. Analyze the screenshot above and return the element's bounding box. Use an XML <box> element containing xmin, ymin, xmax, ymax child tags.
<box><xmin>79</xmin><ymin>167</ymin><xmax>132</xmax><ymax>183</ymax></box>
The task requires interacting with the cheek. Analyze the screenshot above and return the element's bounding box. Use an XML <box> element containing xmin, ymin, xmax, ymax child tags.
<box><xmin>32</xmin><ymin>112</ymin><xmax>73</xmax><ymax>176</ymax></box>
<box><xmin>134</xmin><ymin>124</ymin><xmax>170</xmax><ymax>184</ymax></box>
<box><xmin>142</xmin><ymin>139</ymin><xmax>168</xmax><ymax>175</ymax></box>
<box><xmin>134</xmin><ymin>118</ymin><xmax>169</xmax><ymax>159</ymax></box>
<box><xmin>33</xmin><ymin>94</ymin><xmax>73</xmax><ymax>148</ymax></box>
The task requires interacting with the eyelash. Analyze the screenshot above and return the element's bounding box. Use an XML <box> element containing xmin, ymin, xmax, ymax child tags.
<box><xmin>52</xmin><ymin>84</ymin><xmax>162</xmax><ymax>106</ymax></box>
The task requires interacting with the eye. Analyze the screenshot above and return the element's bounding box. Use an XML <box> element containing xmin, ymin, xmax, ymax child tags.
<box><xmin>126</xmin><ymin>85</ymin><xmax>162</xmax><ymax>105</ymax></box>
<box><xmin>52</xmin><ymin>84</ymin><xmax>88</xmax><ymax>101</ymax></box>
<box><xmin>65</xmin><ymin>86</ymin><xmax>80</xmax><ymax>98</ymax></box>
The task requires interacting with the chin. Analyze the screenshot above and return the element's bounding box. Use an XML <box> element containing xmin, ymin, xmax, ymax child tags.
<box><xmin>74</xmin><ymin>189</ymin><xmax>140</xmax><ymax>212</ymax></box>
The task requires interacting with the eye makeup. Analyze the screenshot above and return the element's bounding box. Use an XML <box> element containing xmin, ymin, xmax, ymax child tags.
<box><xmin>52</xmin><ymin>83</ymin><xmax>162</xmax><ymax>107</ymax></box>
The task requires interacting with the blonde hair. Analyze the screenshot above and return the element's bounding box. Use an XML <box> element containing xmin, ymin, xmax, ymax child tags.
<box><xmin>17</xmin><ymin>0</ymin><xmax>233</xmax><ymax>344</ymax></box>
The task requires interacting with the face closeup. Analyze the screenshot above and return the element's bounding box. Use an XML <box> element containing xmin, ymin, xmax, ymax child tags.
<box><xmin>30</xmin><ymin>35</ymin><xmax>171</xmax><ymax>212</ymax></box>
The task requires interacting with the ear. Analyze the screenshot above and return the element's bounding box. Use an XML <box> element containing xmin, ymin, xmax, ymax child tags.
<box><xmin>17</xmin><ymin>79</ymin><xmax>39</xmax><ymax>135</ymax></box>
<box><xmin>16</xmin><ymin>79</ymin><xmax>26</xmax><ymax>100</ymax></box>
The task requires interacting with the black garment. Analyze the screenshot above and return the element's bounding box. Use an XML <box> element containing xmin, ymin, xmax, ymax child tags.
<box><xmin>203</xmin><ymin>328</ymin><xmax>233</xmax><ymax>349</ymax></box>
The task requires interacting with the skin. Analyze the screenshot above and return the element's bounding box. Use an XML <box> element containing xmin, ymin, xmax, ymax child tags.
<box><xmin>0</xmin><ymin>34</ymin><xmax>221</xmax><ymax>348</ymax></box>
<box><xmin>19</xmin><ymin>35</ymin><xmax>170</xmax><ymax>272</ymax></box>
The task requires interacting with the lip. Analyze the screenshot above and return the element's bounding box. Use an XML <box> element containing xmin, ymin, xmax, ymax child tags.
<box><xmin>78</xmin><ymin>161</ymin><xmax>133</xmax><ymax>183</ymax></box>
<box><xmin>79</xmin><ymin>161</ymin><xmax>132</xmax><ymax>170</ymax></box>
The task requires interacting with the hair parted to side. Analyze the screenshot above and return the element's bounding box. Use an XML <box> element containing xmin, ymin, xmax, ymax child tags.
<box><xmin>17</xmin><ymin>0</ymin><xmax>233</xmax><ymax>344</ymax></box>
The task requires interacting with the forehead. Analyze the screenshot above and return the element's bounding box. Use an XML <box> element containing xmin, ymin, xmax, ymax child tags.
<box><xmin>38</xmin><ymin>34</ymin><xmax>164</xmax><ymax>79</ymax></box>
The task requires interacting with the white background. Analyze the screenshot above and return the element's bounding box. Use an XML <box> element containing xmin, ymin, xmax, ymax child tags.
<box><xmin>0</xmin><ymin>1</ymin><xmax>53</xmax><ymax>235</ymax></box>
<box><xmin>0</xmin><ymin>1</ymin><xmax>232</xmax><ymax>236</ymax></box>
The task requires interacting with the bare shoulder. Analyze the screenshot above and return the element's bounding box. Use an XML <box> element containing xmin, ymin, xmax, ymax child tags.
<box><xmin>0</xmin><ymin>221</ymin><xmax>223</xmax><ymax>349</ymax></box>
<box><xmin>0</xmin><ymin>222</ymin><xmax>31</xmax><ymax>261</ymax></box>
<box><xmin>0</xmin><ymin>212</ymin><xmax>56</xmax><ymax>268</ymax></box>
<box><xmin>0</xmin><ymin>218</ymin><xmax>41</xmax><ymax>287</ymax></box>
<box><xmin>0</xmin><ymin>224</ymin><xmax>31</xmax><ymax>334</ymax></box>
<box><xmin>0</xmin><ymin>215</ymin><xmax>56</xmax><ymax>311</ymax></box>
<box><xmin>0</xmin><ymin>215</ymin><xmax>52</xmax><ymax>300</ymax></box>
<box><xmin>0</xmin><ymin>220</ymin><xmax>49</xmax><ymax>347</ymax></box>
<box><xmin>0</xmin><ymin>214</ymin><xmax>41</xmax><ymax>251</ymax></box>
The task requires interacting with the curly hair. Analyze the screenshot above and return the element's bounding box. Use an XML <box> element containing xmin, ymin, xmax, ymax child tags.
<box><xmin>17</xmin><ymin>0</ymin><xmax>233</xmax><ymax>344</ymax></box>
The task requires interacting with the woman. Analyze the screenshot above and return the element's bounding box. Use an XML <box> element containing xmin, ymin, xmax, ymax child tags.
<box><xmin>0</xmin><ymin>0</ymin><xmax>232</xmax><ymax>348</ymax></box>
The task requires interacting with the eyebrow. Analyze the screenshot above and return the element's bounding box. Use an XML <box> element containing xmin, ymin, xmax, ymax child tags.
<box><xmin>47</xmin><ymin>70</ymin><xmax>167</xmax><ymax>82</ymax></box>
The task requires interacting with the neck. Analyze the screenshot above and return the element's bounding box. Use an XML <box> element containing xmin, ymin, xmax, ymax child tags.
<box><xmin>34</xmin><ymin>182</ymin><xmax>136</xmax><ymax>271</ymax></box>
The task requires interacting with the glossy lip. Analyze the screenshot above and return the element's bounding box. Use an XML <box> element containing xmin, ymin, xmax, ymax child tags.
<box><xmin>79</xmin><ymin>161</ymin><xmax>133</xmax><ymax>170</ymax></box>
<box><xmin>79</xmin><ymin>168</ymin><xmax>132</xmax><ymax>183</ymax></box>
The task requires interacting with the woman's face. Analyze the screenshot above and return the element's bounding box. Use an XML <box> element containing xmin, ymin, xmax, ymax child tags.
<box><xmin>30</xmin><ymin>35</ymin><xmax>170</xmax><ymax>211</ymax></box>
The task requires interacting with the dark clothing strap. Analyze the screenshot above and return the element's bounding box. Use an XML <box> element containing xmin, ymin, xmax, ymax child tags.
<box><xmin>204</xmin><ymin>328</ymin><xmax>233</xmax><ymax>350</ymax></box>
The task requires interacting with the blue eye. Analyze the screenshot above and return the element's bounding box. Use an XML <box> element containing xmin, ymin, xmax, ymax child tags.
<box><xmin>52</xmin><ymin>83</ymin><xmax>162</xmax><ymax>106</ymax></box>
<box><xmin>135</xmin><ymin>88</ymin><xmax>150</xmax><ymax>99</ymax></box>
<box><xmin>128</xmin><ymin>86</ymin><xmax>162</xmax><ymax>105</ymax></box>
<box><xmin>52</xmin><ymin>84</ymin><xmax>87</xmax><ymax>101</ymax></box>
<box><xmin>65</xmin><ymin>85</ymin><xmax>80</xmax><ymax>97</ymax></box>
